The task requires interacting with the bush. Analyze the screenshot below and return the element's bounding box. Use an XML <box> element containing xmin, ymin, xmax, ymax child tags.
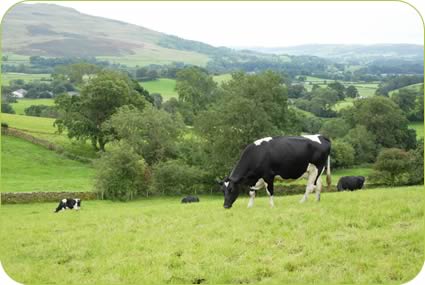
<box><xmin>24</xmin><ymin>105</ymin><xmax>58</xmax><ymax>118</ymax></box>
<box><xmin>1</xmin><ymin>103</ymin><xmax>15</xmax><ymax>114</ymax></box>
<box><xmin>150</xmin><ymin>160</ymin><xmax>209</xmax><ymax>195</ymax></box>
<box><xmin>407</xmin><ymin>139</ymin><xmax>424</xmax><ymax>185</ymax></box>
<box><xmin>94</xmin><ymin>142</ymin><xmax>149</xmax><ymax>201</ymax></box>
<box><xmin>331</xmin><ymin>139</ymin><xmax>355</xmax><ymax>168</ymax></box>
<box><xmin>370</xmin><ymin>148</ymin><xmax>413</xmax><ymax>186</ymax></box>
<box><xmin>1</xmin><ymin>122</ymin><xmax>9</xmax><ymax>128</ymax></box>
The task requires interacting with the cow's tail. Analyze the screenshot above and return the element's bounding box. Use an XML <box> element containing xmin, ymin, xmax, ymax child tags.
<box><xmin>326</xmin><ymin>155</ymin><xmax>331</xmax><ymax>191</ymax></box>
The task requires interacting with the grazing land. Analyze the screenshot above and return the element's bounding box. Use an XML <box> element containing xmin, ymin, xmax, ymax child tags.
<box><xmin>140</xmin><ymin>78</ymin><xmax>177</xmax><ymax>100</ymax></box>
<box><xmin>1</xmin><ymin>186</ymin><xmax>422</xmax><ymax>284</ymax></box>
<box><xmin>1</xmin><ymin>136</ymin><xmax>94</xmax><ymax>192</ymax></box>
<box><xmin>408</xmin><ymin>122</ymin><xmax>424</xmax><ymax>139</ymax></box>
<box><xmin>11</xmin><ymin>98</ymin><xmax>55</xmax><ymax>115</ymax></box>
<box><xmin>213</xmin><ymin>73</ymin><xmax>232</xmax><ymax>84</ymax></box>
<box><xmin>1</xmin><ymin>113</ymin><xmax>97</xmax><ymax>158</ymax></box>
<box><xmin>1</xmin><ymin>72</ymin><xmax>51</xmax><ymax>86</ymax></box>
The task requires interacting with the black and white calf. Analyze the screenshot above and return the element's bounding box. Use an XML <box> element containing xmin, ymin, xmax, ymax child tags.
<box><xmin>54</xmin><ymin>198</ymin><xmax>81</xmax><ymax>212</ymax></box>
<box><xmin>337</xmin><ymin>176</ymin><xmax>365</xmax><ymax>191</ymax></box>
<box><xmin>218</xmin><ymin>135</ymin><xmax>331</xmax><ymax>209</ymax></box>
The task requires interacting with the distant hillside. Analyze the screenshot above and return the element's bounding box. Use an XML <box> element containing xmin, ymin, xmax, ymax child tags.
<box><xmin>1</xmin><ymin>3</ymin><xmax>214</xmax><ymax>65</ymax></box>
<box><xmin>242</xmin><ymin>44</ymin><xmax>424</xmax><ymax>61</ymax></box>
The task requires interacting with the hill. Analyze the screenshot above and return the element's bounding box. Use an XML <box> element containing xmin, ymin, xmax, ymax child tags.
<box><xmin>244</xmin><ymin>44</ymin><xmax>423</xmax><ymax>60</ymax></box>
<box><xmin>2</xmin><ymin>3</ymin><xmax>211</xmax><ymax>65</ymax></box>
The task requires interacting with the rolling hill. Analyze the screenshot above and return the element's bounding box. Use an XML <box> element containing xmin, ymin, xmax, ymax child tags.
<box><xmin>1</xmin><ymin>3</ymin><xmax>213</xmax><ymax>65</ymax></box>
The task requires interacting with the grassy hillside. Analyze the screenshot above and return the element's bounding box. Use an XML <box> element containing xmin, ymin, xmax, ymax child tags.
<box><xmin>1</xmin><ymin>136</ymin><xmax>94</xmax><ymax>192</ymax></box>
<box><xmin>1</xmin><ymin>186</ymin><xmax>422</xmax><ymax>284</ymax></box>
<box><xmin>1</xmin><ymin>72</ymin><xmax>51</xmax><ymax>86</ymax></box>
<box><xmin>408</xmin><ymin>122</ymin><xmax>424</xmax><ymax>139</ymax></box>
<box><xmin>2</xmin><ymin>3</ymin><xmax>210</xmax><ymax>66</ymax></box>
<box><xmin>11</xmin><ymin>98</ymin><xmax>55</xmax><ymax>115</ymax></box>
<box><xmin>1</xmin><ymin>113</ymin><xmax>97</xmax><ymax>158</ymax></box>
<box><xmin>140</xmin><ymin>78</ymin><xmax>177</xmax><ymax>100</ymax></box>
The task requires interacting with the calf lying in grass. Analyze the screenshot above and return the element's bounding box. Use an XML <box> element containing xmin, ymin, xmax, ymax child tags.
<box><xmin>54</xmin><ymin>198</ymin><xmax>81</xmax><ymax>212</ymax></box>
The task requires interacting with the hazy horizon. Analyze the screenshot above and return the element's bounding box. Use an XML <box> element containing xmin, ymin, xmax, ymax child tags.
<box><xmin>29</xmin><ymin>1</ymin><xmax>423</xmax><ymax>48</ymax></box>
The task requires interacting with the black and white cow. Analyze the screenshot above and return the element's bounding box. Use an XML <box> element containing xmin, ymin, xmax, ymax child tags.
<box><xmin>218</xmin><ymin>135</ymin><xmax>331</xmax><ymax>209</ymax></box>
<box><xmin>181</xmin><ymin>195</ymin><xmax>200</xmax><ymax>203</ymax></box>
<box><xmin>337</xmin><ymin>176</ymin><xmax>365</xmax><ymax>191</ymax></box>
<box><xmin>54</xmin><ymin>198</ymin><xmax>81</xmax><ymax>213</ymax></box>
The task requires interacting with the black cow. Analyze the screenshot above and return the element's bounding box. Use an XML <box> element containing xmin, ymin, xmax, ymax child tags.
<box><xmin>337</xmin><ymin>176</ymin><xmax>365</xmax><ymax>191</ymax></box>
<box><xmin>181</xmin><ymin>196</ymin><xmax>200</xmax><ymax>203</ymax></box>
<box><xmin>218</xmin><ymin>135</ymin><xmax>331</xmax><ymax>209</ymax></box>
<box><xmin>54</xmin><ymin>198</ymin><xmax>81</xmax><ymax>213</ymax></box>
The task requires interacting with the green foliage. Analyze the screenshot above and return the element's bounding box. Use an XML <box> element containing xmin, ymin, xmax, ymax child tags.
<box><xmin>1</xmin><ymin>103</ymin><xmax>15</xmax><ymax>114</ymax></box>
<box><xmin>94</xmin><ymin>142</ymin><xmax>148</xmax><ymax>201</ymax></box>
<box><xmin>345</xmin><ymin>85</ymin><xmax>359</xmax><ymax>98</ymax></box>
<box><xmin>295</xmin><ymin>87</ymin><xmax>338</xmax><ymax>117</ymax></box>
<box><xmin>319</xmin><ymin>118</ymin><xmax>350</xmax><ymax>139</ymax></box>
<box><xmin>344</xmin><ymin>96</ymin><xmax>416</xmax><ymax>149</ymax></box>
<box><xmin>331</xmin><ymin>139</ymin><xmax>355</xmax><ymax>168</ymax></box>
<box><xmin>150</xmin><ymin>160</ymin><xmax>208</xmax><ymax>195</ymax></box>
<box><xmin>371</xmin><ymin>148</ymin><xmax>414</xmax><ymax>186</ymax></box>
<box><xmin>344</xmin><ymin>125</ymin><xmax>379</xmax><ymax>163</ymax></box>
<box><xmin>54</xmin><ymin>70</ymin><xmax>147</xmax><ymax>151</ymax></box>
<box><xmin>408</xmin><ymin>139</ymin><xmax>424</xmax><ymax>185</ymax></box>
<box><xmin>104</xmin><ymin>105</ymin><xmax>184</xmax><ymax>165</ymax></box>
<box><xmin>24</xmin><ymin>105</ymin><xmax>58</xmax><ymax>118</ymax></box>
<box><xmin>327</xmin><ymin>81</ymin><xmax>346</xmax><ymax>100</ymax></box>
<box><xmin>391</xmin><ymin>88</ymin><xmax>417</xmax><ymax>114</ymax></box>
<box><xmin>175</xmin><ymin>66</ymin><xmax>218</xmax><ymax>113</ymax></box>
<box><xmin>53</xmin><ymin>63</ymin><xmax>100</xmax><ymax>84</ymax></box>
<box><xmin>376</xmin><ymin>75</ymin><xmax>423</xmax><ymax>96</ymax></box>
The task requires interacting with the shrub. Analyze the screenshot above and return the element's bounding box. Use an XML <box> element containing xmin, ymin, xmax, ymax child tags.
<box><xmin>1</xmin><ymin>122</ymin><xmax>9</xmax><ymax>128</ymax></box>
<box><xmin>331</xmin><ymin>139</ymin><xmax>355</xmax><ymax>168</ymax></box>
<box><xmin>94</xmin><ymin>142</ymin><xmax>149</xmax><ymax>201</ymax></box>
<box><xmin>24</xmin><ymin>105</ymin><xmax>58</xmax><ymax>118</ymax></box>
<box><xmin>1</xmin><ymin>103</ymin><xmax>15</xmax><ymax>114</ymax></box>
<box><xmin>370</xmin><ymin>148</ymin><xmax>413</xmax><ymax>186</ymax></box>
<box><xmin>150</xmin><ymin>160</ymin><xmax>209</xmax><ymax>195</ymax></box>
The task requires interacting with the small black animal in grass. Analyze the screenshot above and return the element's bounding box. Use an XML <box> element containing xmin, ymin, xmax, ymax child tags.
<box><xmin>54</xmin><ymin>198</ymin><xmax>81</xmax><ymax>212</ymax></box>
<box><xmin>181</xmin><ymin>196</ymin><xmax>200</xmax><ymax>203</ymax></box>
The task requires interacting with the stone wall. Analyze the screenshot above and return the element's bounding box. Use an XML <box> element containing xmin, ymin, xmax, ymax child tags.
<box><xmin>1</xmin><ymin>192</ymin><xmax>97</xmax><ymax>204</ymax></box>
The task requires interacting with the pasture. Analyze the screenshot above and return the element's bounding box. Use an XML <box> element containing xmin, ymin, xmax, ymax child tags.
<box><xmin>409</xmin><ymin>122</ymin><xmax>424</xmax><ymax>139</ymax></box>
<box><xmin>0</xmin><ymin>186</ymin><xmax>423</xmax><ymax>284</ymax></box>
<box><xmin>1</xmin><ymin>113</ymin><xmax>97</xmax><ymax>158</ymax></box>
<box><xmin>1</xmin><ymin>72</ymin><xmax>51</xmax><ymax>86</ymax></box>
<box><xmin>11</xmin><ymin>98</ymin><xmax>55</xmax><ymax>115</ymax></box>
<box><xmin>140</xmin><ymin>78</ymin><xmax>177</xmax><ymax>101</ymax></box>
<box><xmin>1</xmin><ymin>136</ymin><xmax>94</xmax><ymax>192</ymax></box>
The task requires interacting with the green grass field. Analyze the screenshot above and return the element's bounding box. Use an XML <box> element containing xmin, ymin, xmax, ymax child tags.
<box><xmin>213</xmin><ymin>73</ymin><xmax>232</xmax><ymax>84</ymax></box>
<box><xmin>408</xmin><ymin>122</ymin><xmax>424</xmax><ymax>139</ymax></box>
<box><xmin>1</xmin><ymin>72</ymin><xmax>51</xmax><ymax>86</ymax></box>
<box><xmin>11</xmin><ymin>98</ymin><xmax>55</xmax><ymax>115</ymax></box>
<box><xmin>1</xmin><ymin>113</ymin><xmax>97</xmax><ymax>158</ymax></box>
<box><xmin>1</xmin><ymin>186</ymin><xmax>422</xmax><ymax>284</ymax></box>
<box><xmin>389</xmin><ymin>83</ymin><xmax>424</xmax><ymax>97</ymax></box>
<box><xmin>140</xmin><ymin>78</ymin><xmax>177</xmax><ymax>101</ymax></box>
<box><xmin>1</xmin><ymin>136</ymin><xmax>94</xmax><ymax>192</ymax></box>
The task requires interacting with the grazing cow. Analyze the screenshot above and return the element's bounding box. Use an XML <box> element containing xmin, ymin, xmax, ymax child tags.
<box><xmin>54</xmin><ymin>198</ymin><xmax>81</xmax><ymax>213</ymax></box>
<box><xmin>218</xmin><ymin>134</ymin><xmax>331</xmax><ymax>209</ymax></box>
<box><xmin>337</xmin><ymin>176</ymin><xmax>365</xmax><ymax>191</ymax></box>
<box><xmin>181</xmin><ymin>196</ymin><xmax>200</xmax><ymax>203</ymax></box>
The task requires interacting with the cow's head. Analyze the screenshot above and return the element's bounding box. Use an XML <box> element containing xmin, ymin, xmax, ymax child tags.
<box><xmin>218</xmin><ymin>178</ymin><xmax>240</xmax><ymax>209</ymax></box>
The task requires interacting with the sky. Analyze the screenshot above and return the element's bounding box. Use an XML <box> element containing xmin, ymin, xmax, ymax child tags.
<box><xmin>22</xmin><ymin>1</ymin><xmax>425</xmax><ymax>48</ymax></box>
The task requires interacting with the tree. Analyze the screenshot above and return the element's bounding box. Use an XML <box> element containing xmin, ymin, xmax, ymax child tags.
<box><xmin>53</xmin><ymin>63</ymin><xmax>100</xmax><ymax>84</ymax></box>
<box><xmin>328</xmin><ymin>81</ymin><xmax>346</xmax><ymax>100</ymax></box>
<box><xmin>345</xmin><ymin>85</ymin><xmax>359</xmax><ymax>98</ymax></box>
<box><xmin>330</xmin><ymin>139</ymin><xmax>355</xmax><ymax>168</ymax></box>
<box><xmin>308</xmin><ymin>87</ymin><xmax>338</xmax><ymax>117</ymax></box>
<box><xmin>391</xmin><ymin>88</ymin><xmax>417</xmax><ymax>115</ymax></box>
<box><xmin>103</xmin><ymin>105</ymin><xmax>184</xmax><ymax>165</ymax></box>
<box><xmin>371</xmin><ymin>148</ymin><xmax>413</xmax><ymax>186</ymax></box>
<box><xmin>54</xmin><ymin>71</ymin><xmax>147</xmax><ymax>151</ymax></box>
<box><xmin>344</xmin><ymin>125</ymin><xmax>379</xmax><ymax>163</ymax></box>
<box><xmin>346</xmin><ymin>96</ymin><xmax>416</xmax><ymax>149</ymax></box>
<box><xmin>175</xmin><ymin>66</ymin><xmax>217</xmax><ymax>114</ymax></box>
<box><xmin>408</xmin><ymin>139</ymin><xmax>424</xmax><ymax>185</ymax></box>
<box><xmin>94</xmin><ymin>141</ymin><xmax>148</xmax><ymax>201</ymax></box>
<box><xmin>1</xmin><ymin>103</ymin><xmax>15</xmax><ymax>114</ymax></box>
<box><xmin>319</xmin><ymin>118</ymin><xmax>350</xmax><ymax>139</ymax></box>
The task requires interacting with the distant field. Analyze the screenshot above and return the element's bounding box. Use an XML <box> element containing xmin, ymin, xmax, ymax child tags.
<box><xmin>2</xmin><ymin>53</ymin><xmax>31</xmax><ymax>65</ymax></box>
<box><xmin>213</xmin><ymin>73</ymin><xmax>232</xmax><ymax>84</ymax></box>
<box><xmin>1</xmin><ymin>186</ymin><xmax>422</xmax><ymax>284</ymax></box>
<box><xmin>11</xmin><ymin>98</ymin><xmax>55</xmax><ymax>115</ymax></box>
<box><xmin>1</xmin><ymin>113</ymin><xmax>97</xmax><ymax>159</ymax></box>
<box><xmin>408</xmin><ymin>122</ymin><xmax>424</xmax><ymax>139</ymax></box>
<box><xmin>1</xmin><ymin>136</ymin><xmax>94</xmax><ymax>192</ymax></box>
<box><xmin>98</xmin><ymin>47</ymin><xmax>210</xmax><ymax>67</ymax></box>
<box><xmin>1</xmin><ymin>72</ymin><xmax>51</xmax><ymax>86</ymax></box>
<box><xmin>389</xmin><ymin>83</ymin><xmax>424</xmax><ymax>96</ymax></box>
<box><xmin>140</xmin><ymin>78</ymin><xmax>177</xmax><ymax>101</ymax></box>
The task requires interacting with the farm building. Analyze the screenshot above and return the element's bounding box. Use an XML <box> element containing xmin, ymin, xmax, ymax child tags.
<box><xmin>12</xmin><ymin>88</ymin><xmax>27</xmax><ymax>98</ymax></box>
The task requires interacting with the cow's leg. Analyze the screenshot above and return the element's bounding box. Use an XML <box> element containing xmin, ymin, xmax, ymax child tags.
<box><xmin>264</xmin><ymin>178</ymin><xmax>274</xmax><ymax>208</ymax></box>
<box><xmin>315</xmin><ymin>167</ymin><xmax>324</xmax><ymax>202</ymax></box>
<box><xmin>300</xmin><ymin>164</ymin><xmax>318</xmax><ymax>203</ymax></box>
<box><xmin>248</xmin><ymin>179</ymin><xmax>265</xmax><ymax>208</ymax></box>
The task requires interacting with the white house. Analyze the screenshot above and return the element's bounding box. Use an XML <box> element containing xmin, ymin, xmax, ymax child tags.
<box><xmin>12</xmin><ymin>88</ymin><xmax>27</xmax><ymax>98</ymax></box>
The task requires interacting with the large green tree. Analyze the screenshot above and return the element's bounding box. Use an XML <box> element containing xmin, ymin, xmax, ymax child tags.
<box><xmin>54</xmin><ymin>71</ymin><xmax>148</xmax><ymax>151</ymax></box>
